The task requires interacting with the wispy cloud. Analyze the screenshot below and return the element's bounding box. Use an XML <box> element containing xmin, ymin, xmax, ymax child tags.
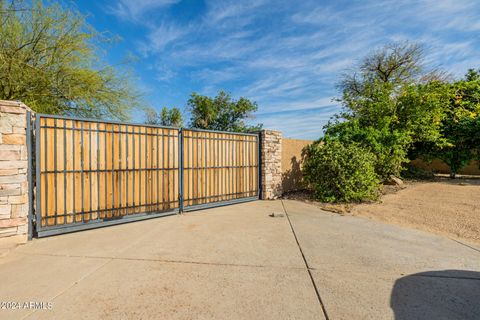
<box><xmin>108</xmin><ymin>0</ymin><xmax>179</xmax><ymax>21</ymax></box>
<box><xmin>105</xmin><ymin>0</ymin><xmax>480</xmax><ymax>139</ymax></box>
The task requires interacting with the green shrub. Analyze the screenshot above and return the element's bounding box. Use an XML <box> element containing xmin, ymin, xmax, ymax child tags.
<box><xmin>324</xmin><ymin>118</ymin><xmax>411</xmax><ymax>180</ymax></box>
<box><xmin>302</xmin><ymin>140</ymin><xmax>380</xmax><ymax>203</ymax></box>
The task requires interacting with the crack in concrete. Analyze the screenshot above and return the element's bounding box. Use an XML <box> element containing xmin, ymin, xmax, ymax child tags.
<box><xmin>15</xmin><ymin>251</ymin><xmax>308</xmax><ymax>271</ymax></box>
<box><xmin>449</xmin><ymin>237</ymin><xmax>480</xmax><ymax>255</ymax></box>
<box><xmin>281</xmin><ymin>200</ymin><xmax>330</xmax><ymax>320</ymax></box>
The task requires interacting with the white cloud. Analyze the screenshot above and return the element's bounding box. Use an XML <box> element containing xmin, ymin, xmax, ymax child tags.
<box><xmin>106</xmin><ymin>0</ymin><xmax>480</xmax><ymax>138</ymax></box>
<box><xmin>109</xmin><ymin>0</ymin><xmax>179</xmax><ymax>21</ymax></box>
<box><xmin>143</xmin><ymin>23</ymin><xmax>187</xmax><ymax>53</ymax></box>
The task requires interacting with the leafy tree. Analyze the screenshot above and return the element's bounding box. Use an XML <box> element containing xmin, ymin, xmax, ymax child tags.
<box><xmin>188</xmin><ymin>90</ymin><xmax>262</xmax><ymax>132</ymax></box>
<box><xmin>302</xmin><ymin>140</ymin><xmax>379</xmax><ymax>202</ymax></box>
<box><xmin>144</xmin><ymin>106</ymin><xmax>183</xmax><ymax>127</ymax></box>
<box><xmin>0</xmin><ymin>0</ymin><xmax>142</xmax><ymax>120</ymax></box>
<box><xmin>325</xmin><ymin>42</ymin><xmax>450</xmax><ymax>179</ymax></box>
<box><xmin>425</xmin><ymin>69</ymin><xmax>480</xmax><ymax>178</ymax></box>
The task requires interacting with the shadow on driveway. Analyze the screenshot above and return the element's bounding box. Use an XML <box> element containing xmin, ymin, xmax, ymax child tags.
<box><xmin>391</xmin><ymin>270</ymin><xmax>480</xmax><ymax>320</ymax></box>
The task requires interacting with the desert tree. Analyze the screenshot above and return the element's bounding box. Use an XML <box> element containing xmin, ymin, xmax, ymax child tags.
<box><xmin>323</xmin><ymin>42</ymin><xmax>450</xmax><ymax>179</ymax></box>
<box><xmin>0</xmin><ymin>0</ymin><xmax>143</xmax><ymax>119</ymax></box>
<box><xmin>144</xmin><ymin>106</ymin><xmax>183</xmax><ymax>127</ymax></box>
<box><xmin>188</xmin><ymin>90</ymin><xmax>262</xmax><ymax>132</ymax></box>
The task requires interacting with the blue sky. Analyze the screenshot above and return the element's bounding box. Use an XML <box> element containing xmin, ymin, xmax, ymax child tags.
<box><xmin>74</xmin><ymin>0</ymin><xmax>480</xmax><ymax>139</ymax></box>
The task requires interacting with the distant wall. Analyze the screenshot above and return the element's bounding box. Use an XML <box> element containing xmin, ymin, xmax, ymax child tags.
<box><xmin>410</xmin><ymin>159</ymin><xmax>480</xmax><ymax>175</ymax></box>
<box><xmin>281</xmin><ymin>138</ymin><xmax>312</xmax><ymax>192</ymax></box>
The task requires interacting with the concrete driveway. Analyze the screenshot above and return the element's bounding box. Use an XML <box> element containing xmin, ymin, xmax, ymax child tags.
<box><xmin>0</xmin><ymin>200</ymin><xmax>479</xmax><ymax>319</ymax></box>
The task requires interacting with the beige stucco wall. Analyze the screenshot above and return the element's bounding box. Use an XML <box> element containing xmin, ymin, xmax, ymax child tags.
<box><xmin>280</xmin><ymin>137</ymin><xmax>480</xmax><ymax>194</ymax></box>
<box><xmin>281</xmin><ymin>138</ymin><xmax>313</xmax><ymax>192</ymax></box>
<box><xmin>410</xmin><ymin>159</ymin><xmax>480</xmax><ymax>175</ymax></box>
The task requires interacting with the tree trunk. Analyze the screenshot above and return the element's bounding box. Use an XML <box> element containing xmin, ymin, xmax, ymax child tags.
<box><xmin>450</xmin><ymin>171</ymin><xmax>456</xmax><ymax>179</ymax></box>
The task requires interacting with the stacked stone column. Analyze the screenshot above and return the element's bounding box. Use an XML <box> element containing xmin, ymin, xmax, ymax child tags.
<box><xmin>259</xmin><ymin>130</ymin><xmax>282</xmax><ymax>199</ymax></box>
<box><xmin>0</xmin><ymin>100</ymin><xmax>30</xmax><ymax>242</ymax></box>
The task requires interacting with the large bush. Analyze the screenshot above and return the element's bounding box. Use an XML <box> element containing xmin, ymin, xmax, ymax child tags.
<box><xmin>302</xmin><ymin>140</ymin><xmax>380</xmax><ymax>203</ymax></box>
<box><xmin>324</xmin><ymin>118</ymin><xmax>411</xmax><ymax>180</ymax></box>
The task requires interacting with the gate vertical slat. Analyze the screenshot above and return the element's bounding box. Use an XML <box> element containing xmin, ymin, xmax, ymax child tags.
<box><xmin>81</xmin><ymin>121</ymin><xmax>85</xmax><ymax>222</ymax></box>
<box><xmin>89</xmin><ymin>122</ymin><xmax>92</xmax><ymax>220</ymax></box>
<box><xmin>125</xmin><ymin>125</ymin><xmax>129</xmax><ymax>216</ymax></box>
<box><xmin>44</xmin><ymin>118</ymin><xmax>49</xmax><ymax>226</ymax></box>
<box><xmin>118</xmin><ymin>125</ymin><xmax>122</xmax><ymax>216</ymax></box>
<box><xmin>138</xmin><ymin>126</ymin><xmax>142</xmax><ymax>214</ymax></box>
<box><xmin>167</xmin><ymin>129</ymin><xmax>170</xmax><ymax>209</ymax></box>
<box><xmin>157</xmin><ymin>129</ymin><xmax>160</xmax><ymax>210</ymax></box>
<box><xmin>63</xmin><ymin>120</ymin><xmax>67</xmax><ymax>224</ymax></box>
<box><xmin>132</xmin><ymin>126</ymin><xmax>136</xmax><ymax>214</ymax></box>
<box><xmin>97</xmin><ymin>122</ymin><xmax>100</xmax><ymax>219</ymax></box>
<box><xmin>53</xmin><ymin>119</ymin><xmax>57</xmax><ymax>226</ymax></box>
<box><xmin>111</xmin><ymin>124</ymin><xmax>114</xmax><ymax>217</ymax></box>
<box><xmin>144</xmin><ymin>127</ymin><xmax>148</xmax><ymax>212</ymax></box>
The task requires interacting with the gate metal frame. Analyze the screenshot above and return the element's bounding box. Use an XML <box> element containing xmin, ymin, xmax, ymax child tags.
<box><xmin>32</xmin><ymin>114</ymin><xmax>260</xmax><ymax>237</ymax></box>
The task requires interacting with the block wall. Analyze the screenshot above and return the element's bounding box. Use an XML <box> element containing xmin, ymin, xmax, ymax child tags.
<box><xmin>0</xmin><ymin>100</ymin><xmax>30</xmax><ymax>242</ymax></box>
<box><xmin>259</xmin><ymin>130</ymin><xmax>282</xmax><ymax>199</ymax></box>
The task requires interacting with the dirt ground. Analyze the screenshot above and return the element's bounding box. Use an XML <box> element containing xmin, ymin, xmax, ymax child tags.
<box><xmin>284</xmin><ymin>178</ymin><xmax>480</xmax><ymax>244</ymax></box>
<box><xmin>350</xmin><ymin>178</ymin><xmax>480</xmax><ymax>244</ymax></box>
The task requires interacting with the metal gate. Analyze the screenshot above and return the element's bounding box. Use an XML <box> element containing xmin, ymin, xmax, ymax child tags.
<box><xmin>33</xmin><ymin>114</ymin><xmax>259</xmax><ymax>237</ymax></box>
<box><xmin>181</xmin><ymin>129</ymin><xmax>259</xmax><ymax>211</ymax></box>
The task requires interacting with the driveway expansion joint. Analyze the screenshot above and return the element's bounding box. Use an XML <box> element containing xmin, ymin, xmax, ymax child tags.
<box><xmin>281</xmin><ymin>200</ymin><xmax>330</xmax><ymax>320</ymax></box>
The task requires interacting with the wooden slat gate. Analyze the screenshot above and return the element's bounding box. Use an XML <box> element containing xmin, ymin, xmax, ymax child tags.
<box><xmin>33</xmin><ymin>114</ymin><xmax>259</xmax><ymax>237</ymax></box>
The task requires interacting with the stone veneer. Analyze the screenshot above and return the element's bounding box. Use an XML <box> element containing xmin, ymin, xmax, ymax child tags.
<box><xmin>0</xmin><ymin>100</ymin><xmax>30</xmax><ymax>243</ymax></box>
<box><xmin>259</xmin><ymin>130</ymin><xmax>282</xmax><ymax>199</ymax></box>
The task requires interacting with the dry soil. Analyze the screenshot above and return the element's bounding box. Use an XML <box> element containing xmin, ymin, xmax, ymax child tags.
<box><xmin>351</xmin><ymin>178</ymin><xmax>480</xmax><ymax>244</ymax></box>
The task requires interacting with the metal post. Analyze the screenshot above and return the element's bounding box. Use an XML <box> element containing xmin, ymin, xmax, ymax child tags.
<box><xmin>26</xmin><ymin>111</ymin><xmax>34</xmax><ymax>240</ymax></box>
<box><xmin>257</xmin><ymin>132</ymin><xmax>262</xmax><ymax>199</ymax></box>
<box><xmin>178</xmin><ymin>129</ymin><xmax>184</xmax><ymax>213</ymax></box>
<box><xmin>34</xmin><ymin>115</ymin><xmax>41</xmax><ymax>232</ymax></box>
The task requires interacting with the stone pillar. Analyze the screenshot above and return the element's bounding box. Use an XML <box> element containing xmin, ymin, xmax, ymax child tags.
<box><xmin>0</xmin><ymin>100</ymin><xmax>30</xmax><ymax>244</ymax></box>
<box><xmin>259</xmin><ymin>130</ymin><xmax>282</xmax><ymax>199</ymax></box>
